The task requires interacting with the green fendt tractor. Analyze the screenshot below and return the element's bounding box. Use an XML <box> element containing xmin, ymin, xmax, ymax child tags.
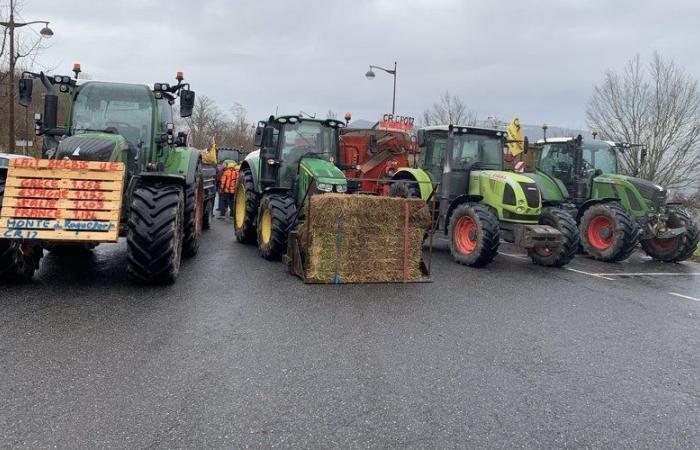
<box><xmin>234</xmin><ymin>115</ymin><xmax>348</xmax><ymax>259</ymax></box>
<box><xmin>2</xmin><ymin>67</ymin><xmax>212</xmax><ymax>283</ymax></box>
<box><xmin>526</xmin><ymin>136</ymin><xmax>699</xmax><ymax>262</ymax></box>
<box><xmin>393</xmin><ymin>125</ymin><xmax>579</xmax><ymax>267</ymax></box>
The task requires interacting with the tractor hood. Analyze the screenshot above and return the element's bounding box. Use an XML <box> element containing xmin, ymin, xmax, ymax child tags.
<box><xmin>55</xmin><ymin>132</ymin><xmax>129</xmax><ymax>162</ymax></box>
<box><xmin>600</xmin><ymin>173</ymin><xmax>667</xmax><ymax>206</ymax></box>
<box><xmin>300</xmin><ymin>157</ymin><xmax>346</xmax><ymax>185</ymax></box>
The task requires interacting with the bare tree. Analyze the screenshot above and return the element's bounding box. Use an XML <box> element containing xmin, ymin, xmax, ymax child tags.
<box><xmin>221</xmin><ymin>103</ymin><xmax>255</xmax><ymax>151</ymax></box>
<box><xmin>421</xmin><ymin>91</ymin><xmax>477</xmax><ymax>126</ymax></box>
<box><xmin>325</xmin><ymin>109</ymin><xmax>337</xmax><ymax>120</ymax></box>
<box><xmin>587</xmin><ymin>53</ymin><xmax>700</xmax><ymax>191</ymax></box>
<box><xmin>185</xmin><ymin>95</ymin><xmax>225</xmax><ymax>149</ymax></box>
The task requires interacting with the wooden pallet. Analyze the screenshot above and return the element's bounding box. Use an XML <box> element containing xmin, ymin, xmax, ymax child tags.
<box><xmin>0</xmin><ymin>159</ymin><xmax>126</xmax><ymax>242</ymax></box>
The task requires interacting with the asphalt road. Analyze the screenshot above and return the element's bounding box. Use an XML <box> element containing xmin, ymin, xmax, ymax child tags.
<box><xmin>1</xmin><ymin>217</ymin><xmax>699</xmax><ymax>448</ymax></box>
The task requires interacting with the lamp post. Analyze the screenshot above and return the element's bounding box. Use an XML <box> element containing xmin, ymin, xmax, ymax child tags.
<box><xmin>0</xmin><ymin>0</ymin><xmax>53</xmax><ymax>152</ymax></box>
<box><xmin>365</xmin><ymin>61</ymin><xmax>397</xmax><ymax>115</ymax></box>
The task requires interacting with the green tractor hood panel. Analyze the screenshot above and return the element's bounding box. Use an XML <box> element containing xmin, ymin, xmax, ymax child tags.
<box><xmin>300</xmin><ymin>157</ymin><xmax>346</xmax><ymax>185</ymax></box>
<box><xmin>55</xmin><ymin>133</ymin><xmax>129</xmax><ymax>162</ymax></box>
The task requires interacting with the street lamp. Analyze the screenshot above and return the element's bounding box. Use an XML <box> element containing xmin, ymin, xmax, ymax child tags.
<box><xmin>365</xmin><ymin>62</ymin><xmax>397</xmax><ymax>116</ymax></box>
<box><xmin>0</xmin><ymin>0</ymin><xmax>53</xmax><ymax>152</ymax></box>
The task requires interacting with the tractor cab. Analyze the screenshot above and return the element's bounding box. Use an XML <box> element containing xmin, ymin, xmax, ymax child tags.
<box><xmin>255</xmin><ymin>115</ymin><xmax>347</xmax><ymax>197</ymax></box>
<box><xmin>418</xmin><ymin>125</ymin><xmax>506</xmax><ymax>198</ymax></box>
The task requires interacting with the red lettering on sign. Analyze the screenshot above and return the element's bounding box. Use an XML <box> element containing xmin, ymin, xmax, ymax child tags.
<box><xmin>19</xmin><ymin>179</ymin><xmax>59</xmax><ymax>188</ymax></box>
<box><xmin>11</xmin><ymin>208</ymin><xmax>61</xmax><ymax>219</ymax></box>
<box><xmin>15</xmin><ymin>198</ymin><xmax>58</xmax><ymax>208</ymax></box>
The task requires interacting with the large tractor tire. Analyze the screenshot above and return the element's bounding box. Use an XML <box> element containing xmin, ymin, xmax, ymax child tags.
<box><xmin>202</xmin><ymin>196</ymin><xmax>213</xmax><ymax>231</ymax></box>
<box><xmin>641</xmin><ymin>209</ymin><xmax>700</xmax><ymax>262</ymax></box>
<box><xmin>580</xmin><ymin>202</ymin><xmax>639</xmax><ymax>262</ymax></box>
<box><xmin>126</xmin><ymin>184</ymin><xmax>184</xmax><ymax>284</ymax></box>
<box><xmin>183</xmin><ymin>164</ymin><xmax>204</xmax><ymax>258</ymax></box>
<box><xmin>257</xmin><ymin>193</ymin><xmax>297</xmax><ymax>261</ymax></box>
<box><xmin>528</xmin><ymin>207</ymin><xmax>580</xmax><ymax>267</ymax></box>
<box><xmin>388</xmin><ymin>180</ymin><xmax>420</xmax><ymax>199</ymax></box>
<box><xmin>0</xmin><ymin>176</ymin><xmax>43</xmax><ymax>281</ymax></box>
<box><xmin>448</xmin><ymin>203</ymin><xmax>500</xmax><ymax>267</ymax></box>
<box><xmin>42</xmin><ymin>242</ymin><xmax>98</xmax><ymax>254</ymax></box>
<box><xmin>234</xmin><ymin>169</ymin><xmax>260</xmax><ymax>244</ymax></box>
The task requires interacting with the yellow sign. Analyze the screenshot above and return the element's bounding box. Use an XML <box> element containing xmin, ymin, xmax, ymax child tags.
<box><xmin>506</xmin><ymin>117</ymin><xmax>525</xmax><ymax>156</ymax></box>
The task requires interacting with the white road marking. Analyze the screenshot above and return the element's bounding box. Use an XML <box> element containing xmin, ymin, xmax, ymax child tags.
<box><xmin>499</xmin><ymin>252</ymin><xmax>528</xmax><ymax>259</ymax></box>
<box><xmin>668</xmin><ymin>292</ymin><xmax>700</xmax><ymax>302</ymax></box>
<box><xmin>565</xmin><ymin>268</ymin><xmax>615</xmax><ymax>281</ymax></box>
<box><xmin>596</xmin><ymin>272</ymin><xmax>700</xmax><ymax>277</ymax></box>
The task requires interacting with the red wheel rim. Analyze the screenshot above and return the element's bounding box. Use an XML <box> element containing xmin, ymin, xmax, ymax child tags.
<box><xmin>588</xmin><ymin>215</ymin><xmax>614</xmax><ymax>250</ymax></box>
<box><xmin>455</xmin><ymin>216</ymin><xmax>478</xmax><ymax>254</ymax></box>
<box><xmin>648</xmin><ymin>237</ymin><xmax>677</xmax><ymax>252</ymax></box>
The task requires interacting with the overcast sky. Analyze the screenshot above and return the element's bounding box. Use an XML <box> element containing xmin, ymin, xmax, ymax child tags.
<box><xmin>13</xmin><ymin>0</ymin><xmax>700</xmax><ymax>129</ymax></box>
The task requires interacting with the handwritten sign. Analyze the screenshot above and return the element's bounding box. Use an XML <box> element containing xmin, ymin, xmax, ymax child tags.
<box><xmin>377</xmin><ymin>114</ymin><xmax>415</xmax><ymax>133</ymax></box>
<box><xmin>0</xmin><ymin>159</ymin><xmax>125</xmax><ymax>242</ymax></box>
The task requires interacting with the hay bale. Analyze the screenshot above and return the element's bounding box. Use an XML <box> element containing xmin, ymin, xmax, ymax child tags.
<box><xmin>300</xmin><ymin>194</ymin><xmax>430</xmax><ymax>283</ymax></box>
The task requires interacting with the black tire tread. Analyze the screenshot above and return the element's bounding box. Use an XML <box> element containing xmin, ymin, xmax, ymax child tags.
<box><xmin>182</xmin><ymin>164</ymin><xmax>203</xmax><ymax>258</ymax></box>
<box><xmin>580</xmin><ymin>202</ymin><xmax>639</xmax><ymax>262</ymax></box>
<box><xmin>528</xmin><ymin>207</ymin><xmax>580</xmax><ymax>267</ymax></box>
<box><xmin>234</xmin><ymin>168</ymin><xmax>260</xmax><ymax>244</ymax></box>
<box><xmin>448</xmin><ymin>203</ymin><xmax>500</xmax><ymax>267</ymax></box>
<box><xmin>0</xmin><ymin>176</ymin><xmax>43</xmax><ymax>280</ymax></box>
<box><xmin>258</xmin><ymin>193</ymin><xmax>298</xmax><ymax>260</ymax></box>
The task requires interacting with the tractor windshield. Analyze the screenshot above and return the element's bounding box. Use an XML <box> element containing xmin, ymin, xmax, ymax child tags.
<box><xmin>581</xmin><ymin>140</ymin><xmax>618</xmax><ymax>174</ymax></box>
<box><xmin>71</xmin><ymin>82</ymin><xmax>153</xmax><ymax>152</ymax></box>
<box><xmin>451</xmin><ymin>133</ymin><xmax>503</xmax><ymax>170</ymax></box>
<box><xmin>278</xmin><ymin>121</ymin><xmax>337</xmax><ymax>187</ymax></box>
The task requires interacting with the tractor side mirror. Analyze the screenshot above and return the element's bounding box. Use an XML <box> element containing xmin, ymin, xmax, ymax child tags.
<box><xmin>18</xmin><ymin>78</ymin><xmax>33</xmax><ymax>107</ymax></box>
<box><xmin>179</xmin><ymin>89</ymin><xmax>195</xmax><ymax>118</ymax></box>
<box><xmin>254</xmin><ymin>124</ymin><xmax>265</xmax><ymax>147</ymax></box>
<box><xmin>594</xmin><ymin>168</ymin><xmax>603</xmax><ymax>177</ymax></box>
<box><xmin>416</xmin><ymin>129</ymin><xmax>426</xmax><ymax>147</ymax></box>
<box><xmin>369</xmin><ymin>134</ymin><xmax>377</xmax><ymax>154</ymax></box>
<box><xmin>43</xmin><ymin>94</ymin><xmax>58</xmax><ymax>130</ymax></box>
<box><xmin>640</xmin><ymin>147</ymin><xmax>648</xmax><ymax>167</ymax></box>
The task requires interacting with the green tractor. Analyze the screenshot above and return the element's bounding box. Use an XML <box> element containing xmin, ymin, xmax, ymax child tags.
<box><xmin>233</xmin><ymin>115</ymin><xmax>348</xmax><ymax>259</ymax></box>
<box><xmin>392</xmin><ymin>125</ymin><xmax>579</xmax><ymax>267</ymax></box>
<box><xmin>525</xmin><ymin>135</ymin><xmax>699</xmax><ymax>262</ymax></box>
<box><xmin>0</xmin><ymin>67</ymin><xmax>214</xmax><ymax>283</ymax></box>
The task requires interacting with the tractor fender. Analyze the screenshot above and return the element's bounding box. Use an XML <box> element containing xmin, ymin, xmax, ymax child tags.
<box><xmin>394</xmin><ymin>168</ymin><xmax>433</xmax><ymax>201</ymax></box>
<box><xmin>185</xmin><ymin>150</ymin><xmax>201</xmax><ymax>185</ymax></box>
<box><xmin>445</xmin><ymin>195</ymin><xmax>484</xmax><ymax>234</ymax></box>
<box><xmin>576</xmin><ymin>197</ymin><xmax>620</xmax><ymax>222</ymax></box>
<box><xmin>137</xmin><ymin>172</ymin><xmax>187</xmax><ymax>185</ymax></box>
<box><xmin>239</xmin><ymin>160</ymin><xmax>260</xmax><ymax>192</ymax></box>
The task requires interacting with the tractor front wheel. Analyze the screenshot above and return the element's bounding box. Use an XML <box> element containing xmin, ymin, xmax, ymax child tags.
<box><xmin>448</xmin><ymin>203</ymin><xmax>500</xmax><ymax>267</ymax></box>
<box><xmin>0</xmin><ymin>176</ymin><xmax>42</xmax><ymax>281</ymax></box>
<box><xmin>580</xmin><ymin>203</ymin><xmax>639</xmax><ymax>262</ymax></box>
<box><xmin>528</xmin><ymin>207</ymin><xmax>580</xmax><ymax>267</ymax></box>
<box><xmin>257</xmin><ymin>194</ymin><xmax>297</xmax><ymax>261</ymax></box>
<box><xmin>641</xmin><ymin>209</ymin><xmax>699</xmax><ymax>262</ymax></box>
<box><xmin>388</xmin><ymin>180</ymin><xmax>420</xmax><ymax>199</ymax></box>
<box><xmin>234</xmin><ymin>169</ymin><xmax>260</xmax><ymax>244</ymax></box>
<box><xmin>127</xmin><ymin>184</ymin><xmax>184</xmax><ymax>284</ymax></box>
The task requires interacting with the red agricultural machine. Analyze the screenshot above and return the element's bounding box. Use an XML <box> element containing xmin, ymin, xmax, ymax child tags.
<box><xmin>338</xmin><ymin>114</ymin><xmax>418</xmax><ymax>195</ymax></box>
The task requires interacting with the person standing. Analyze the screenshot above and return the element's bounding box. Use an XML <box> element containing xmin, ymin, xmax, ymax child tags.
<box><xmin>218</xmin><ymin>161</ymin><xmax>238</xmax><ymax>218</ymax></box>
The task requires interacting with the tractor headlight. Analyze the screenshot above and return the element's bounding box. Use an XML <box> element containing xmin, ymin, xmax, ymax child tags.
<box><xmin>516</xmin><ymin>206</ymin><xmax>525</xmax><ymax>213</ymax></box>
<box><xmin>316</xmin><ymin>183</ymin><xmax>333</xmax><ymax>192</ymax></box>
<box><xmin>334</xmin><ymin>184</ymin><xmax>347</xmax><ymax>193</ymax></box>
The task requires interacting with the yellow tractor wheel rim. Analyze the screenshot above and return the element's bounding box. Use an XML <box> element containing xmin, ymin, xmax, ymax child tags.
<box><xmin>261</xmin><ymin>207</ymin><xmax>272</xmax><ymax>244</ymax></box>
<box><xmin>235</xmin><ymin>188</ymin><xmax>246</xmax><ymax>228</ymax></box>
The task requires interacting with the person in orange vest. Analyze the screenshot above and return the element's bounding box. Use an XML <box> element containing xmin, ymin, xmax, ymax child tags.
<box><xmin>218</xmin><ymin>161</ymin><xmax>239</xmax><ymax>218</ymax></box>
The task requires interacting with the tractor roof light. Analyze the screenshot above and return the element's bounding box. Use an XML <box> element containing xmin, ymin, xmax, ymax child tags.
<box><xmin>288</xmin><ymin>117</ymin><xmax>299</xmax><ymax>124</ymax></box>
<box><xmin>176</xmin><ymin>71</ymin><xmax>184</xmax><ymax>81</ymax></box>
<box><xmin>277</xmin><ymin>117</ymin><xmax>288</xmax><ymax>124</ymax></box>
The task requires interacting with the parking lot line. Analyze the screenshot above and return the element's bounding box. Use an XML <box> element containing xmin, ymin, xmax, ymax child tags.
<box><xmin>596</xmin><ymin>272</ymin><xmax>700</xmax><ymax>277</ymax></box>
<box><xmin>668</xmin><ymin>292</ymin><xmax>700</xmax><ymax>302</ymax></box>
<box><xmin>498</xmin><ymin>252</ymin><xmax>529</xmax><ymax>259</ymax></box>
<box><xmin>565</xmin><ymin>268</ymin><xmax>615</xmax><ymax>281</ymax></box>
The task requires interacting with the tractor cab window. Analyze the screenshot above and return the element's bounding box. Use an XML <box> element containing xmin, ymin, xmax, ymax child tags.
<box><xmin>278</xmin><ymin>121</ymin><xmax>337</xmax><ymax>188</ymax></box>
<box><xmin>72</xmin><ymin>82</ymin><xmax>153</xmax><ymax>156</ymax></box>
<box><xmin>538</xmin><ymin>143</ymin><xmax>576</xmax><ymax>191</ymax></box>
<box><xmin>422</xmin><ymin>135</ymin><xmax>447</xmax><ymax>181</ymax></box>
<box><xmin>451</xmin><ymin>134</ymin><xmax>503</xmax><ymax>170</ymax></box>
<box><xmin>580</xmin><ymin>141</ymin><xmax>617</xmax><ymax>175</ymax></box>
<box><xmin>157</xmin><ymin>99</ymin><xmax>173</xmax><ymax>133</ymax></box>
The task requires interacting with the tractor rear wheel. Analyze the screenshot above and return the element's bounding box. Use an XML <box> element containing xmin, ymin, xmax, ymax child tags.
<box><xmin>528</xmin><ymin>207</ymin><xmax>580</xmax><ymax>267</ymax></box>
<box><xmin>127</xmin><ymin>184</ymin><xmax>184</xmax><ymax>284</ymax></box>
<box><xmin>580</xmin><ymin>202</ymin><xmax>639</xmax><ymax>262</ymax></box>
<box><xmin>257</xmin><ymin>193</ymin><xmax>297</xmax><ymax>261</ymax></box>
<box><xmin>641</xmin><ymin>209</ymin><xmax>700</xmax><ymax>262</ymax></box>
<box><xmin>448</xmin><ymin>203</ymin><xmax>500</xmax><ymax>267</ymax></box>
<box><xmin>234</xmin><ymin>169</ymin><xmax>260</xmax><ymax>244</ymax></box>
<box><xmin>202</xmin><ymin>196</ymin><xmax>213</xmax><ymax>231</ymax></box>
<box><xmin>0</xmin><ymin>176</ymin><xmax>43</xmax><ymax>281</ymax></box>
<box><xmin>183</xmin><ymin>164</ymin><xmax>204</xmax><ymax>257</ymax></box>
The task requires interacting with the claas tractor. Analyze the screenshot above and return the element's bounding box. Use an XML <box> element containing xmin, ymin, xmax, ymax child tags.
<box><xmin>0</xmin><ymin>66</ymin><xmax>215</xmax><ymax>283</ymax></box>
<box><xmin>395</xmin><ymin>125</ymin><xmax>579</xmax><ymax>267</ymax></box>
<box><xmin>233</xmin><ymin>115</ymin><xmax>348</xmax><ymax>259</ymax></box>
<box><xmin>525</xmin><ymin>136</ymin><xmax>699</xmax><ymax>262</ymax></box>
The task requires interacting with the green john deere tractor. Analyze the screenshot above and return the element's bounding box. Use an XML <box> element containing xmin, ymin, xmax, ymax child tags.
<box><xmin>234</xmin><ymin>115</ymin><xmax>348</xmax><ymax>259</ymax></box>
<box><xmin>0</xmin><ymin>67</ymin><xmax>214</xmax><ymax>283</ymax></box>
<box><xmin>525</xmin><ymin>136</ymin><xmax>699</xmax><ymax>262</ymax></box>
<box><xmin>392</xmin><ymin>125</ymin><xmax>579</xmax><ymax>267</ymax></box>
